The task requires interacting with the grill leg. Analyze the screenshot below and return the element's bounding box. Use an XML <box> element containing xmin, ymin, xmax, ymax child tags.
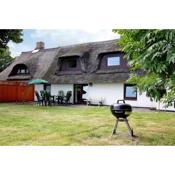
<box><xmin>112</xmin><ymin>119</ymin><xmax>119</xmax><ymax>135</ymax></box>
<box><xmin>125</xmin><ymin>119</ymin><xmax>134</xmax><ymax>137</ymax></box>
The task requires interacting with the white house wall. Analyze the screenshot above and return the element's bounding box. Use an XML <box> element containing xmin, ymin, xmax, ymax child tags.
<box><xmin>158</xmin><ymin>102</ymin><xmax>175</xmax><ymax>112</ymax></box>
<box><xmin>87</xmin><ymin>83</ymin><xmax>123</xmax><ymax>105</ymax></box>
<box><xmin>88</xmin><ymin>83</ymin><xmax>156</xmax><ymax>108</ymax></box>
<box><xmin>125</xmin><ymin>92</ymin><xmax>156</xmax><ymax>108</ymax></box>
<box><xmin>35</xmin><ymin>83</ymin><xmax>174</xmax><ymax>111</ymax></box>
<box><xmin>51</xmin><ymin>84</ymin><xmax>73</xmax><ymax>103</ymax></box>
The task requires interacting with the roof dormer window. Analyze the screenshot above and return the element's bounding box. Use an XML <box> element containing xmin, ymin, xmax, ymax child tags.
<box><xmin>9</xmin><ymin>64</ymin><xmax>30</xmax><ymax>76</ymax></box>
<box><xmin>59</xmin><ymin>56</ymin><xmax>81</xmax><ymax>72</ymax></box>
<box><xmin>98</xmin><ymin>52</ymin><xmax>126</xmax><ymax>71</ymax></box>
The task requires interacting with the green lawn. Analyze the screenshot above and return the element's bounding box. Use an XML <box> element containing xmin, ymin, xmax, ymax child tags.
<box><xmin>0</xmin><ymin>103</ymin><xmax>175</xmax><ymax>145</ymax></box>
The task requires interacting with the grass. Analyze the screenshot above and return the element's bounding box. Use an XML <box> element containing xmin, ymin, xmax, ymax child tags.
<box><xmin>0</xmin><ymin>103</ymin><xmax>175</xmax><ymax>145</ymax></box>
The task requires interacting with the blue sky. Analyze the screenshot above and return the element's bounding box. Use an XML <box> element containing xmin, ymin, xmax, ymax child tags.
<box><xmin>8</xmin><ymin>29</ymin><xmax>119</xmax><ymax>57</ymax></box>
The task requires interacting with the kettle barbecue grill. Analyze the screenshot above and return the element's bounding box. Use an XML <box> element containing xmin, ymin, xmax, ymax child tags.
<box><xmin>110</xmin><ymin>100</ymin><xmax>134</xmax><ymax>137</ymax></box>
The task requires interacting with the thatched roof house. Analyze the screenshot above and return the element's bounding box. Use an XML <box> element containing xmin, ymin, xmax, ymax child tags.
<box><xmin>1</xmin><ymin>39</ymin><xmax>172</xmax><ymax>111</ymax></box>
<box><xmin>0</xmin><ymin>39</ymin><xmax>129</xmax><ymax>84</ymax></box>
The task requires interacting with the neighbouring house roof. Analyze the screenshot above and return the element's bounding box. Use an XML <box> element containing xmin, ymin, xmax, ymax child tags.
<box><xmin>0</xmin><ymin>39</ymin><xmax>130</xmax><ymax>84</ymax></box>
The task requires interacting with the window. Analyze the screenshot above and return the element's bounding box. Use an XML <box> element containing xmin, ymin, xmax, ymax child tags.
<box><xmin>98</xmin><ymin>52</ymin><xmax>125</xmax><ymax>70</ymax></box>
<box><xmin>68</xmin><ymin>59</ymin><xmax>77</xmax><ymax>68</ymax></box>
<box><xmin>124</xmin><ymin>84</ymin><xmax>137</xmax><ymax>100</ymax></box>
<box><xmin>17</xmin><ymin>68</ymin><xmax>29</xmax><ymax>74</ymax></box>
<box><xmin>59</xmin><ymin>56</ymin><xmax>80</xmax><ymax>72</ymax></box>
<box><xmin>9</xmin><ymin>64</ymin><xmax>30</xmax><ymax>76</ymax></box>
<box><xmin>26</xmin><ymin>69</ymin><xmax>29</xmax><ymax>74</ymax></box>
<box><xmin>20</xmin><ymin>69</ymin><xmax>26</xmax><ymax>74</ymax></box>
<box><xmin>107</xmin><ymin>56</ymin><xmax>120</xmax><ymax>66</ymax></box>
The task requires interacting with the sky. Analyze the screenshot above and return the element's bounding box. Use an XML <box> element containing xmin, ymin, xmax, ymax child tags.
<box><xmin>8</xmin><ymin>29</ymin><xmax>120</xmax><ymax>57</ymax></box>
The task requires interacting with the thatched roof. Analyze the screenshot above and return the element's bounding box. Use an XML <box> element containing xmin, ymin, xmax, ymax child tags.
<box><xmin>0</xmin><ymin>48</ymin><xmax>59</xmax><ymax>81</ymax></box>
<box><xmin>0</xmin><ymin>39</ymin><xmax>130</xmax><ymax>83</ymax></box>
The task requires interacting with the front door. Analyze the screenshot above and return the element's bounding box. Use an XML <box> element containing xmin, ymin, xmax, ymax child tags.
<box><xmin>73</xmin><ymin>84</ymin><xmax>88</xmax><ymax>104</ymax></box>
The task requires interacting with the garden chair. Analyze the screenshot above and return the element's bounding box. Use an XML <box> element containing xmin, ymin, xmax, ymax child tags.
<box><xmin>40</xmin><ymin>90</ymin><xmax>51</xmax><ymax>106</ymax></box>
<box><xmin>44</xmin><ymin>91</ymin><xmax>55</xmax><ymax>106</ymax></box>
<box><xmin>57</xmin><ymin>90</ymin><xmax>65</xmax><ymax>104</ymax></box>
<box><xmin>40</xmin><ymin>90</ymin><xmax>45</xmax><ymax>99</ymax></box>
<box><xmin>63</xmin><ymin>91</ymin><xmax>72</xmax><ymax>104</ymax></box>
<box><xmin>35</xmin><ymin>91</ymin><xmax>43</xmax><ymax>106</ymax></box>
<box><xmin>40</xmin><ymin>90</ymin><xmax>47</xmax><ymax>106</ymax></box>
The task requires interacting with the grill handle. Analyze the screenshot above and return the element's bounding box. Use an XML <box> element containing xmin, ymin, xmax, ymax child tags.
<box><xmin>117</xmin><ymin>100</ymin><xmax>125</xmax><ymax>104</ymax></box>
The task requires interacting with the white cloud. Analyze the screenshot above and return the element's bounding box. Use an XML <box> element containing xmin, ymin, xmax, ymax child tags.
<box><xmin>31</xmin><ymin>29</ymin><xmax>119</xmax><ymax>47</ymax></box>
<box><xmin>8</xmin><ymin>41</ymin><xmax>33</xmax><ymax>57</ymax></box>
<box><xmin>9</xmin><ymin>29</ymin><xmax>119</xmax><ymax>57</ymax></box>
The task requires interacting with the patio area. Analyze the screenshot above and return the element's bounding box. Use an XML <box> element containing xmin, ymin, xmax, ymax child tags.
<box><xmin>0</xmin><ymin>103</ymin><xmax>175</xmax><ymax>145</ymax></box>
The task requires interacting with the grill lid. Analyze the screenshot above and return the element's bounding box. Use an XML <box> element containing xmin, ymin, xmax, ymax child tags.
<box><xmin>110</xmin><ymin>100</ymin><xmax>132</xmax><ymax>118</ymax></box>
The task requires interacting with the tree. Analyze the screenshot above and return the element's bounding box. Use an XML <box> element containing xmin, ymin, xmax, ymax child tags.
<box><xmin>113</xmin><ymin>29</ymin><xmax>175</xmax><ymax>105</ymax></box>
<box><xmin>0</xmin><ymin>29</ymin><xmax>23</xmax><ymax>72</ymax></box>
<box><xmin>0</xmin><ymin>48</ymin><xmax>14</xmax><ymax>72</ymax></box>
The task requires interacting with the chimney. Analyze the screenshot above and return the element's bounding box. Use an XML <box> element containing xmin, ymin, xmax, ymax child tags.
<box><xmin>35</xmin><ymin>41</ymin><xmax>45</xmax><ymax>50</ymax></box>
